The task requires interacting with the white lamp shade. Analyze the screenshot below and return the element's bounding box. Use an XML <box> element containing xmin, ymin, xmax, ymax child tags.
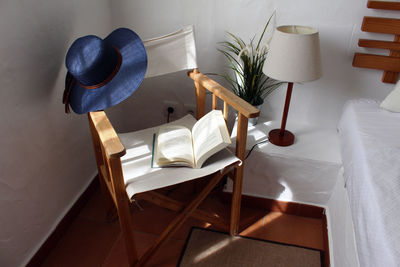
<box><xmin>263</xmin><ymin>25</ymin><xmax>322</xmax><ymax>83</ymax></box>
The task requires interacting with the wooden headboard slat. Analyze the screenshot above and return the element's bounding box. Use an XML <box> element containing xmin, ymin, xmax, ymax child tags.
<box><xmin>362</xmin><ymin>17</ymin><xmax>400</xmax><ymax>35</ymax></box>
<box><xmin>353</xmin><ymin>53</ymin><xmax>400</xmax><ymax>72</ymax></box>
<box><xmin>353</xmin><ymin>2</ymin><xmax>400</xmax><ymax>83</ymax></box>
<box><xmin>358</xmin><ymin>39</ymin><xmax>400</xmax><ymax>51</ymax></box>
<box><xmin>367</xmin><ymin>1</ymin><xmax>400</xmax><ymax>11</ymax></box>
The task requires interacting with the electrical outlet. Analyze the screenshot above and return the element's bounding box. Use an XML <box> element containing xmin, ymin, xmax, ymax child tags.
<box><xmin>183</xmin><ymin>103</ymin><xmax>196</xmax><ymax>117</ymax></box>
<box><xmin>163</xmin><ymin>100</ymin><xmax>180</xmax><ymax>118</ymax></box>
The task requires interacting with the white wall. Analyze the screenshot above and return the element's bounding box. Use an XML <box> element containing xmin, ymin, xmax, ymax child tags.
<box><xmin>0</xmin><ymin>1</ymin><xmax>112</xmax><ymax>266</ymax></box>
<box><xmin>109</xmin><ymin>0</ymin><xmax>397</xmax><ymax>131</ymax></box>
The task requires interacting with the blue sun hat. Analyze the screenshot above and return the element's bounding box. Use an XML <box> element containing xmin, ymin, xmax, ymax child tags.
<box><xmin>63</xmin><ymin>28</ymin><xmax>147</xmax><ymax>114</ymax></box>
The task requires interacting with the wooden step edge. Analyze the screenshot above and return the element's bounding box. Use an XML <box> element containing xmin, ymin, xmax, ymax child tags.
<box><xmin>367</xmin><ymin>1</ymin><xmax>400</xmax><ymax>11</ymax></box>
<box><xmin>353</xmin><ymin>52</ymin><xmax>400</xmax><ymax>72</ymax></box>
<box><xmin>358</xmin><ymin>39</ymin><xmax>400</xmax><ymax>51</ymax></box>
<box><xmin>362</xmin><ymin>17</ymin><xmax>400</xmax><ymax>35</ymax></box>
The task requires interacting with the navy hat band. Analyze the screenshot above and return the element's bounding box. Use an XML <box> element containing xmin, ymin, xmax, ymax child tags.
<box><xmin>79</xmin><ymin>46</ymin><xmax>122</xmax><ymax>89</ymax></box>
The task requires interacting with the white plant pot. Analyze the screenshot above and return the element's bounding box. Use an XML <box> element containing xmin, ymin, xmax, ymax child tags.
<box><xmin>249</xmin><ymin>104</ymin><xmax>262</xmax><ymax>126</ymax></box>
<box><xmin>236</xmin><ymin>104</ymin><xmax>261</xmax><ymax>126</ymax></box>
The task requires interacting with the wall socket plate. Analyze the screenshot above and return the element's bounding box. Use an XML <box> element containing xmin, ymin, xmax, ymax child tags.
<box><xmin>163</xmin><ymin>100</ymin><xmax>180</xmax><ymax>118</ymax></box>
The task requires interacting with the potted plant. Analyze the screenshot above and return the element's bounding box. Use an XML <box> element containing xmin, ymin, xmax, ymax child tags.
<box><xmin>218</xmin><ymin>14</ymin><xmax>282</xmax><ymax>124</ymax></box>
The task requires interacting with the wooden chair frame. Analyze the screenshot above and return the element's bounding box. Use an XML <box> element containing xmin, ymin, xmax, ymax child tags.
<box><xmin>88</xmin><ymin>68</ymin><xmax>259</xmax><ymax>266</ymax></box>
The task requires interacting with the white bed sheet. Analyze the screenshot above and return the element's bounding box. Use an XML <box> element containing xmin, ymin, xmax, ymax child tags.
<box><xmin>338</xmin><ymin>99</ymin><xmax>400</xmax><ymax>267</ymax></box>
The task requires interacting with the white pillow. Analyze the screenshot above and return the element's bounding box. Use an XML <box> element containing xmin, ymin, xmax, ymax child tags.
<box><xmin>380</xmin><ymin>81</ymin><xmax>400</xmax><ymax>112</ymax></box>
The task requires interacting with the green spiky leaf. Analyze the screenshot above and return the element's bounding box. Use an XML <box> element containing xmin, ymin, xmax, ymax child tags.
<box><xmin>217</xmin><ymin>12</ymin><xmax>282</xmax><ymax>106</ymax></box>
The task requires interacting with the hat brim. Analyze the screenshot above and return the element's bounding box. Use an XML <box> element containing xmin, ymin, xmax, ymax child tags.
<box><xmin>68</xmin><ymin>28</ymin><xmax>147</xmax><ymax>114</ymax></box>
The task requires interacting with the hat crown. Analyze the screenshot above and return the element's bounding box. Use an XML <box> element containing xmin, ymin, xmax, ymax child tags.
<box><xmin>66</xmin><ymin>35</ymin><xmax>119</xmax><ymax>86</ymax></box>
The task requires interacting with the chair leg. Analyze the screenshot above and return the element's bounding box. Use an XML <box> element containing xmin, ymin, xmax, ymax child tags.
<box><xmin>135</xmin><ymin>170</ymin><xmax>226</xmax><ymax>267</ymax></box>
<box><xmin>116</xmin><ymin>194</ymin><xmax>138</xmax><ymax>266</ymax></box>
<box><xmin>98</xmin><ymin>176</ymin><xmax>118</xmax><ymax>222</ymax></box>
<box><xmin>230</xmin><ymin>166</ymin><xmax>244</xmax><ymax>236</ymax></box>
<box><xmin>230</xmin><ymin>112</ymin><xmax>248</xmax><ymax>236</ymax></box>
<box><xmin>88</xmin><ymin>115</ymin><xmax>117</xmax><ymax>222</ymax></box>
<box><xmin>108</xmin><ymin>157</ymin><xmax>139</xmax><ymax>266</ymax></box>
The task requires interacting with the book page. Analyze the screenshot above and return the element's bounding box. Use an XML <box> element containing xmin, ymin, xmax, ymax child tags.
<box><xmin>155</xmin><ymin>125</ymin><xmax>195</xmax><ymax>167</ymax></box>
<box><xmin>191</xmin><ymin>110</ymin><xmax>231</xmax><ymax>168</ymax></box>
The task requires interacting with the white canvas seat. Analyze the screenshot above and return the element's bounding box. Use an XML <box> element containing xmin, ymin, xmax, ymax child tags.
<box><xmin>88</xmin><ymin>25</ymin><xmax>259</xmax><ymax>266</ymax></box>
<box><xmin>119</xmin><ymin>114</ymin><xmax>239</xmax><ymax>198</ymax></box>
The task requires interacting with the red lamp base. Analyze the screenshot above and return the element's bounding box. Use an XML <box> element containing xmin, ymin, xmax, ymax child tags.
<box><xmin>268</xmin><ymin>129</ymin><xmax>295</xmax><ymax>147</ymax></box>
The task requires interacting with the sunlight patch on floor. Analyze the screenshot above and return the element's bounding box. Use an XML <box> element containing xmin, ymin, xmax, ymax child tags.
<box><xmin>193</xmin><ymin>236</ymin><xmax>232</xmax><ymax>263</ymax></box>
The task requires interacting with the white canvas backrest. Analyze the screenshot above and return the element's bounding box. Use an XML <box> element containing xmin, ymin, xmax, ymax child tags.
<box><xmin>143</xmin><ymin>25</ymin><xmax>197</xmax><ymax>78</ymax></box>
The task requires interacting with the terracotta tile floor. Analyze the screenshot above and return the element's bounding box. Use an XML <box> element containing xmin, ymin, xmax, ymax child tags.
<box><xmin>41</xmin><ymin>182</ymin><xmax>325</xmax><ymax>266</ymax></box>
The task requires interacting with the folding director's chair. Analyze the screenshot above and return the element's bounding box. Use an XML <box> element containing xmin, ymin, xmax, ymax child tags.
<box><xmin>87</xmin><ymin>25</ymin><xmax>259</xmax><ymax>266</ymax></box>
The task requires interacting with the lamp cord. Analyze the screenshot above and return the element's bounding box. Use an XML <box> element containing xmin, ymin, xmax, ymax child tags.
<box><xmin>245</xmin><ymin>138</ymin><xmax>270</xmax><ymax>160</ymax></box>
<box><xmin>167</xmin><ymin>106</ymin><xmax>174</xmax><ymax>123</ymax></box>
<box><xmin>167</xmin><ymin>112</ymin><xmax>171</xmax><ymax>123</ymax></box>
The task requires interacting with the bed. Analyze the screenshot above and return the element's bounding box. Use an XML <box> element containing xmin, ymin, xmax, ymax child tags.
<box><xmin>338</xmin><ymin>99</ymin><xmax>400</xmax><ymax>267</ymax></box>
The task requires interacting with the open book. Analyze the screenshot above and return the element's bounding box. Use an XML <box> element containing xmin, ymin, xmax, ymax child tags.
<box><xmin>153</xmin><ymin>110</ymin><xmax>232</xmax><ymax>168</ymax></box>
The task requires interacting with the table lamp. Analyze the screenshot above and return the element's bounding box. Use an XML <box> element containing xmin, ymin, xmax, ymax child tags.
<box><xmin>263</xmin><ymin>25</ymin><xmax>322</xmax><ymax>146</ymax></box>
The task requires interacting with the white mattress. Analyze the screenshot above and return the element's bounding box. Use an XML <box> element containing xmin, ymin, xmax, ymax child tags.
<box><xmin>338</xmin><ymin>99</ymin><xmax>400</xmax><ymax>267</ymax></box>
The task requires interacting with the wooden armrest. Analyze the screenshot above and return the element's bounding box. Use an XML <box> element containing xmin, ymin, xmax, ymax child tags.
<box><xmin>188</xmin><ymin>70</ymin><xmax>260</xmax><ymax>118</ymax></box>
<box><xmin>88</xmin><ymin>111</ymin><xmax>126</xmax><ymax>158</ymax></box>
